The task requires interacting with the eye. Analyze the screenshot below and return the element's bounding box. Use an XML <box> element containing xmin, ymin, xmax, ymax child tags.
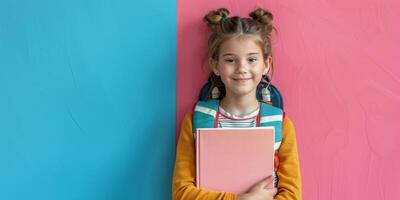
<box><xmin>224</xmin><ymin>58</ymin><xmax>235</xmax><ymax>63</ymax></box>
<box><xmin>248</xmin><ymin>57</ymin><xmax>258</xmax><ymax>63</ymax></box>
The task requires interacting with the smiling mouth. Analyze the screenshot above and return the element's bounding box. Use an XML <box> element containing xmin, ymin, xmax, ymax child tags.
<box><xmin>233</xmin><ymin>78</ymin><xmax>252</xmax><ymax>81</ymax></box>
<box><xmin>232</xmin><ymin>78</ymin><xmax>252</xmax><ymax>84</ymax></box>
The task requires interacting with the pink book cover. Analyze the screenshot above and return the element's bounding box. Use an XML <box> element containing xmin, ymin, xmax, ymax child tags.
<box><xmin>196</xmin><ymin>127</ymin><xmax>275</xmax><ymax>194</ymax></box>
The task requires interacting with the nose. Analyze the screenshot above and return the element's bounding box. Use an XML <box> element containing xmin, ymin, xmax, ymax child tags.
<box><xmin>236</xmin><ymin>60</ymin><xmax>247</xmax><ymax>74</ymax></box>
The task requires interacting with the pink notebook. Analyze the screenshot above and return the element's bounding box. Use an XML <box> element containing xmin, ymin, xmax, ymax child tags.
<box><xmin>196</xmin><ymin>127</ymin><xmax>275</xmax><ymax>194</ymax></box>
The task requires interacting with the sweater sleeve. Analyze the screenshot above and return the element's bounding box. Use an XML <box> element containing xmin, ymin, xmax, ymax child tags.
<box><xmin>172</xmin><ymin>112</ymin><xmax>237</xmax><ymax>200</ymax></box>
<box><xmin>274</xmin><ymin>116</ymin><xmax>302</xmax><ymax>200</ymax></box>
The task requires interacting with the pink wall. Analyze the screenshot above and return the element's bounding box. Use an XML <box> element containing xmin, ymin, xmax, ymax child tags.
<box><xmin>177</xmin><ymin>0</ymin><xmax>400</xmax><ymax>199</ymax></box>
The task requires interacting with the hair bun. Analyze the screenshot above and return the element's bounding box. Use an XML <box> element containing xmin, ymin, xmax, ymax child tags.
<box><xmin>203</xmin><ymin>8</ymin><xmax>230</xmax><ymax>29</ymax></box>
<box><xmin>249</xmin><ymin>8</ymin><xmax>274</xmax><ymax>34</ymax></box>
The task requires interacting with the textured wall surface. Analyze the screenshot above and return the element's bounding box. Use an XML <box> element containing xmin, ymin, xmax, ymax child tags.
<box><xmin>0</xmin><ymin>0</ymin><xmax>176</xmax><ymax>199</ymax></box>
<box><xmin>177</xmin><ymin>0</ymin><xmax>400</xmax><ymax>199</ymax></box>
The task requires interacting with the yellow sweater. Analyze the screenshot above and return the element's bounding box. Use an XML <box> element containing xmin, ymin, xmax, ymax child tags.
<box><xmin>172</xmin><ymin>112</ymin><xmax>302</xmax><ymax>200</ymax></box>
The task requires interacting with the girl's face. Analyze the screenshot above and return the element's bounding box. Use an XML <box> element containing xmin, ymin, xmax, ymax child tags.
<box><xmin>212</xmin><ymin>36</ymin><xmax>271</xmax><ymax>99</ymax></box>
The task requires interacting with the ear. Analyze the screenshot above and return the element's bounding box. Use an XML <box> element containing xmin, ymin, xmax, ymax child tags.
<box><xmin>263</xmin><ymin>56</ymin><xmax>272</xmax><ymax>75</ymax></box>
<box><xmin>209</xmin><ymin>58</ymin><xmax>220</xmax><ymax>76</ymax></box>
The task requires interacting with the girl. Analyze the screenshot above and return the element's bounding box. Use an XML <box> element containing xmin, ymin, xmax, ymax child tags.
<box><xmin>172</xmin><ymin>8</ymin><xmax>302</xmax><ymax>200</ymax></box>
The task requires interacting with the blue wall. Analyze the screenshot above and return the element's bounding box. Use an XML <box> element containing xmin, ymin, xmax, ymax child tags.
<box><xmin>0</xmin><ymin>0</ymin><xmax>176</xmax><ymax>199</ymax></box>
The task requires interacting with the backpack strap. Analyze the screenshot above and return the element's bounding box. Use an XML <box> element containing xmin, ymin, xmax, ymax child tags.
<box><xmin>192</xmin><ymin>100</ymin><xmax>219</xmax><ymax>141</ymax></box>
<box><xmin>259</xmin><ymin>102</ymin><xmax>284</xmax><ymax>151</ymax></box>
<box><xmin>259</xmin><ymin>101</ymin><xmax>284</xmax><ymax>177</ymax></box>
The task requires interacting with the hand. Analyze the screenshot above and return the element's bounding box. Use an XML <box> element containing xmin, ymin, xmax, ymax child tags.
<box><xmin>237</xmin><ymin>176</ymin><xmax>277</xmax><ymax>200</ymax></box>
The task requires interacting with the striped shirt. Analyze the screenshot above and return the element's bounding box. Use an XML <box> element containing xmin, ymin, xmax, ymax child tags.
<box><xmin>217</xmin><ymin>105</ymin><xmax>259</xmax><ymax>128</ymax></box>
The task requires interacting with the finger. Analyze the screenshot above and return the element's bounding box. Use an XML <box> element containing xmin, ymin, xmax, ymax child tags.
<box><xmin>256</xmin><ymin>176</ymin><xmax>274</xmax><ymax>189</ymax></box>
<box><xmin>269</xmin><ymin>188</ymin><xmax>277</xmax><ymax>195</ymax></box>
<box><xmin>262</xmin><ymin>187</ymin><xmax>277</xmax><ymax>197</ymax></box>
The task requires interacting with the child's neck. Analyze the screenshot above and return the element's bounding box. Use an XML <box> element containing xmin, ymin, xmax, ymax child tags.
<box><xmin>220</xmin><ymin>93</ymin><xmax>259</xmax><ymax>116</ymax></box>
